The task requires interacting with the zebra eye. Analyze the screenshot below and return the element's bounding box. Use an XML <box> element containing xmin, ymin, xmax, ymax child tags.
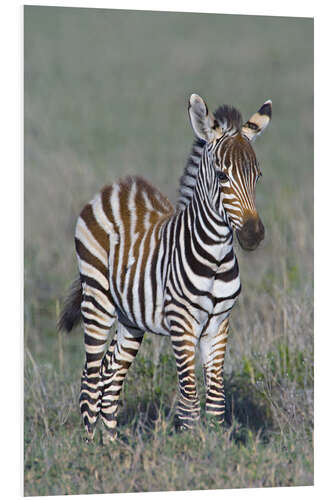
<box><xmin>217</xmin><ymin>170</ymin><xmax>229</xmax><ymax>183</ymax></box>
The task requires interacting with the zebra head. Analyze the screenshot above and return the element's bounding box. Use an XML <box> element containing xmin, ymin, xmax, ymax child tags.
<box><xmin>188</xmin><ymin>94</ymin><xmax>272</xmax><ymax>251</ymax></box>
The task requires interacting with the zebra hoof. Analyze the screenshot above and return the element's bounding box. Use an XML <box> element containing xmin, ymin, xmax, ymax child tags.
<box><xmin>174</xmin><ymin>416</ymin><xmax>200</xmax><ymax>432</ymax></box>
<box><xmin>82</xmin><ymin>415</ymin><xmax>98</xmax><ymax>441</ymax></box>
<box><xmin>206</xmin><ymin>415</ymin><xmax>224</xmax><ymax>430</ymax></box>
<box><xmin>83</xmin><ymin>428</ymin><xmax>96</xmax><ymax>443</ymax></box>
<box><xmin>101</xmin><ymin>428</ymin><xmax>117</xmax><ymax>445</ymax></box>
<box><xmin>84</xmin><ymin>435</ymin><xmax>94</xmax><ymax>444</ymax></box>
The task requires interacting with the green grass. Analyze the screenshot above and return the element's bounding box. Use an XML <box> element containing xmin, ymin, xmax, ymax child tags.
<box><xmin>24</xmin><ymin>6</ymin><xmax>313</xmax><ymax>495</ymax></box>
<box><xmin>24</xmin><ymin>327</ymin><xmax>313</xmax><ymax>495</ymax></box>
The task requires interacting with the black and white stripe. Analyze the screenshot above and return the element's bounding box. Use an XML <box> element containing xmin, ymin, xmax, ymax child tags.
<box><xmin>59</xmin><ymin>93</ymin><xmax>271</xmax><ymax>440</ymax></box>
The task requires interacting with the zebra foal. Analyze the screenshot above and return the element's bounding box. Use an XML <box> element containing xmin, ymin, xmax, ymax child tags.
<box><xmin>59</xmin><ymin>93</ymin><xmax>272</xmax><ymax>441</ymax></box>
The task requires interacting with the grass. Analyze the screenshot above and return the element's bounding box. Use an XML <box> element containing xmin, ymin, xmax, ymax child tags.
<box><xmin>24</xmin><ymin>6</ymin><xmax>313</xmax><ymax>496</ymax></box>
<box><xmin>24</xmin><ymin>320</ymin><xmax>313</xmax><ymax>495</ymax></box>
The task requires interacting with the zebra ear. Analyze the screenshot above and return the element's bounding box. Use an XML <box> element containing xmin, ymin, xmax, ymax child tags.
<box><xmin>188</xmin><ymin>94</ymin><xmax>222</xmax><ymax>142</ymax></box>
<box><xmin>242</xmin><ymin>100</ymin><xmax>272</xmax><ymax>142</ymax></box>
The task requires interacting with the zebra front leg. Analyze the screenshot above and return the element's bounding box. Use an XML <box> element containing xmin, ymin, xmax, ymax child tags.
<box><xmin>100</xmin><ymin>323</ymin><xmax>144</xmax><ymax>441</ymax></box>
<box><xmin>199</xmin><ymin>317</ymin><xmax>229</xmax><ymax>426</ymax></box>
<box><xmin>171</xmin><ymin>328</ymin><xmax>200</xmax><ymax>430</ymax></box>
<box><xmin>80</xmin><ymin>283</ymin><xmax>117</xmax><ymax>440</ymax></box>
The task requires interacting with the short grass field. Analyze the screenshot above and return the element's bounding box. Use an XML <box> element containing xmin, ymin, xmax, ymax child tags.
<box><xmin>24</xmin><ymin>7</ymin><xmax>313</xmax><ymax>496</ymax></box>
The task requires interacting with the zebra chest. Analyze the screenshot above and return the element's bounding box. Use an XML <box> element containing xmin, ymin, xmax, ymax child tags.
<box><xmin>200</xmin><ymin>269</ymin><xmax>241</xmax><ymax>312</ymax></box>
<box><xmin>211</xmin><ymin>260</ymin><xmax>241</xmax><ymax>313</ymax></box>
<box><xmin>212</xmin><ymin>265</ymin><xmax>241</xmax><ymax>298</ymax></box>
<box><xmin>164</xmin><ymin>267</ymin><xmax>240</xmax><ymax>337</ymax></box>
<box><xmin>193</xmin><ymin>264</ymin><xmax>241</xmax><ymax>326</ymax></box>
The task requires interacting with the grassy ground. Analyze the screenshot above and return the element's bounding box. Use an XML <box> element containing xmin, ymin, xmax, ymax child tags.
<box><xmin>24</xmin><ymin>6</ymin><xmax>313</xmax><ymax>496</ymax></box>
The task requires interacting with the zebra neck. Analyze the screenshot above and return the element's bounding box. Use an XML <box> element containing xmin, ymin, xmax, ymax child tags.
<box><xmin>178</xmin><ymin>174</ymin><xmax>234</xmax><ymax>264</ymax></box>
<box><xmin>195</xmin><ymin>151</ymin><xmax>231</xmax><ymax>229</ymax></box>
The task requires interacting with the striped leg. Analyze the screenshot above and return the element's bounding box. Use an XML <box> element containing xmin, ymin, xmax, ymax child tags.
<box><xmin>171</xmin><ymin>330</ymin><xmax>200</xmax><ymax>430</ymax></box>
<box><xmin>100</xmin><ymin>323</ymin><xmax>144</xmax><ymax>441</ymax></box>
<box><xmin>200</xmin><ymin>317</ymin><xmax>229</xmax><ymax>425</ymax></box>
<box><xmin>80</xmin><ymin>282</ymin><xmax>117</xmax><ymax>439</ymax></box>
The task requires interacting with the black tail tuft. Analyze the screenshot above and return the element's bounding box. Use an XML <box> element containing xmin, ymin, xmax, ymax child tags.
<box><xmin>57</xmin><ymin>277</ymin><xmax>82</xmax><ymax>333</ymax></box>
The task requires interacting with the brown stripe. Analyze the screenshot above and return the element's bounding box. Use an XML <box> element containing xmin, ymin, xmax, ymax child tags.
<box><xmin>75</xmin><ymin>238</ymin><xmax>108</xmax><ymax>278</ymax></box>
<box><xmin>118</xmin><ymin>181</ymin><xmax>131</xmax><ymax>292</ymax></box>
<box><xmin>80</xmin><ymin>203</ymin><xmax>109</xmax><ymax>253</ymax></box>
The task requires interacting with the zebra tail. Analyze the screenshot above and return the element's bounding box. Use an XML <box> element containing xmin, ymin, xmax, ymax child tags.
<box><xmin>57</xmin><ymin>277</ymin><xmax>82</xmax><ymax>333</ymax></box>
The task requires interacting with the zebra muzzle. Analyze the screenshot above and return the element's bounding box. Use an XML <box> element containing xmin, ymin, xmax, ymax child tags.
<box><xmin>236</xmin><ymin>216</ymin><xmax>265</xmax><ymax>251</ymax></box>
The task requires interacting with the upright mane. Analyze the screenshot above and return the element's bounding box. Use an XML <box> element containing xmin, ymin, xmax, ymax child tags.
<box><xmin>177</xmin><ymin>138</ymin><xmax>205</xmax><ymax>211</ymax></box>
<box><xmin>177</xmin><ymin>104</ymin><xmax>243</xmax><ymax>211</ymax></box>
<box><xmin>214</xmin><ymin>105</ymin><xmax>243</xmax><ymax>133</ymax></box>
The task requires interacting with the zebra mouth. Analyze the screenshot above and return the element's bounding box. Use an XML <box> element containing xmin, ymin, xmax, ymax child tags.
<box><xmin>236</xmin><ymin>217</ymin><xmax>265</xmax><ymax>251</ymax></box>
<box><xmin>236</xmin><ymin>231</ymin><xmax>260</xmax><ymax>251</ymax></box>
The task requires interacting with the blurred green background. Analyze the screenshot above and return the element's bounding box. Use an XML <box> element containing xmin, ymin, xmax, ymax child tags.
<box><xmin>24</xmin><ymin>6</ymin><xmax>313</xmax><ymax>496</ymax></box>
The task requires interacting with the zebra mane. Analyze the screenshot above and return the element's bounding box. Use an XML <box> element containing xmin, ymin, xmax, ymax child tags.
<box><xmin>214</xmin><ymin>105</ymin><xmax>243</xmax><ymax>133</ymax></box>
<box><xmin>177</xmin><ymin>138</ymin><xmax>206</xmax><ymax>211</ymax></box>
<box><xmin>177</xmin><ymin>105</ymin><xmax>243</xmax><ymax>211</ymax></box>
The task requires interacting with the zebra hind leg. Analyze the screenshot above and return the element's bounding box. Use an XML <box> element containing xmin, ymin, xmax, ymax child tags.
<box><xmin>80</xmin><ymin>282</ymin><xmax>117</xmax><ymax>440</ymax></box>
<box><xmin>100</xmin><ymin>323</ymin><xmax>144</xmax><ymax>442</ymax></box>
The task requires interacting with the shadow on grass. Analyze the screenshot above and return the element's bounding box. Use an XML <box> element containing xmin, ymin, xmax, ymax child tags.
<box><xmin>117</xmin><ymin>397</ymin><xmax>174</xmax><ymax>435</ymax></box>
<box><xmin>115</xmin><ymin>374</ymin><xmax>274</xmax><ymax>445</ymax></box>
<box><xmin>224</xmin><ymin>374</ymin><xmax>274</xmax><ymax>444</ymax></box>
